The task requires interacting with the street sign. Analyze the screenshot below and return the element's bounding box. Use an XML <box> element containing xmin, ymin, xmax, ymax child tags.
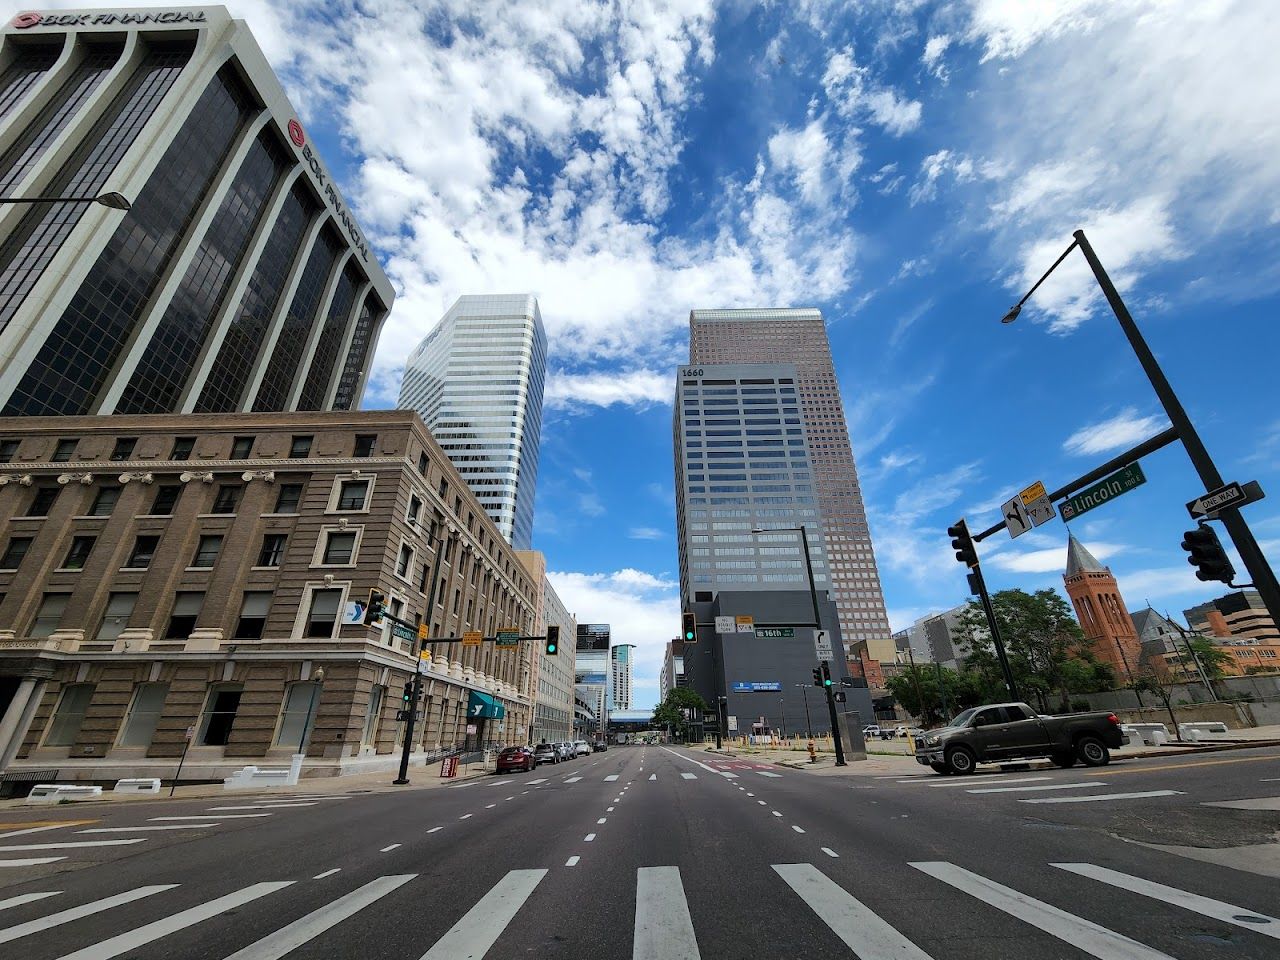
<box><xmin>834</xmin><ymin>691</ymin><xmax>847</xmax><ymax>703</ymax></box>
<box><xmin>465</xmin><ymin>723</ymin><xmax>477</xmax><ymax>734</ymax></box>
<box><xmin>1060</xmin><ymin>463</ymin><xmax>1146</xmax><ymax>521</ymax></box>
<box><xmin>1020</xmin><ymin>479</ymin><xmax>1056</xmax><ymax>527</ymax></box>
<box><xmin>1186</xmin><ymin>480</ymin><xmax>1260</xmax><ymax>519</ymax></box>
<box><xmin>496</xmin><ymin>629</ymin><xmax>520</xmax><ymax>647</ymax></box>
<box><xmin>735</xmin><ymin>615</ymin><xmax>754</xmax><ymax>633</ymax></box>
<box><xmin>418</xmin><ymin>623</ymin><xmax>429</xmax><ymax>640</ymax></box>
<box><xmin>727</xmin><ymin>716</ymin><xmax>738</xmax><ymax>732</ymax></box>
<box><xmin>755</xmin><ymin>627</ymin><xmax>794</xmax><ymax>639</ymax></box>
<box><xmin>814</xmin><ymin>629</ymin><xmax>833</xmax><ymax>660</ymax></box>
<box><xmin>391</xmin><ymin>622</ymin><xmax>416</xmax><ymax>643</ymax></box>
<box><xmin>1002</xmin><ymin>495</ymin><xmax>1032</xmax><ymax>539</ymax></box>
<box><xmin>462</xmin><ymin>630</ymin><xmax>483</xmax><ymax>646</ymax></box>
<box><xmin>714</xmin><ymin>615</ymin><xmax>735</xmax><ymax>634</ymax></box>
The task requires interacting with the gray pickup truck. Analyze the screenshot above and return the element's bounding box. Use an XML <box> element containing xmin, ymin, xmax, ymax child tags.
<box><xmin>914</xmin><ymin>702</ymin><xmax>1128</xmax><ymax>775</ymax></box>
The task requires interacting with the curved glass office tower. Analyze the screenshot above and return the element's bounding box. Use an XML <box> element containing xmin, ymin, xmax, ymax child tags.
<box><xmin>400</xmin><ymin>294</ymin><xmax>546</xmax><ymax>549</ymax></box>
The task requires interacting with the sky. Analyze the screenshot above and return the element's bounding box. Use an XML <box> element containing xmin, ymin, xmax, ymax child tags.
<box><xmin>163</xmin><ymin>0</ymin><xmax>1280</xmax><ymax>706</ymax></box>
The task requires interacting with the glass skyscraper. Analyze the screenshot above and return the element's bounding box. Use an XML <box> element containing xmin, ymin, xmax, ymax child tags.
<box><xmin>575</xmin><ymin>623</ymin><xmax>611</xmax><ymax>732</ymax></box>
<box><xmin>399</xmin><ymin>295</ymin><xmax>547</xmax><ymax>549</ymax></box>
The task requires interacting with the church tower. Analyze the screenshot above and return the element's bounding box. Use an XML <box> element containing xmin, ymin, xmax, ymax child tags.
<box><xmin>1062</xmin><ymin>535</ymin><xmax>1142</xmax><ymax>683</ymax></box>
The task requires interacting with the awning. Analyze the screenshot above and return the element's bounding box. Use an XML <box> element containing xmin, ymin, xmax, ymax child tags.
<box><xmin>467</xmin><ymin>690</ymin><xmax>505</xmax><ymax>720</ymax></box>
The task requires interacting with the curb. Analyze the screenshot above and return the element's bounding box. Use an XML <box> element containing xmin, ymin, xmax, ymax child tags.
<box><xmin>1119</xmin><ymin>738</ymin><xmax>1280</xmax><ymax>760</ymax></box>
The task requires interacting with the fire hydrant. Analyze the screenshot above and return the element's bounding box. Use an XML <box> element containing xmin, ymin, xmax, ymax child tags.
<box><xmin>807</xmin><ymin>740</ymin><xmax>817</xmax><ymax>763</ymax></box>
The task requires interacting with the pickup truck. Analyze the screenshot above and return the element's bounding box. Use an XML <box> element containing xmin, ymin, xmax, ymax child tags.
<box><xmin>914</xmin><ymin>702</ymin><xmax>1128</xmax><ymax>775</ymax></box>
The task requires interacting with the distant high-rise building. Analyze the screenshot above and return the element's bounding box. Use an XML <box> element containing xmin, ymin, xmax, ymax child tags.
<box><xmin>515</xmin><ymin>551</ymin><xmax>577</xmax><ymax>744</ymax></box>
<box><xmin>1185</xmin><ymin>589</ymin><xmax>1279</xmax><ymax>644</ymax></box>
<box><xmin>611</xmin><ymin>644</ymin><xmax>634</xmax><ymax>710</ymax></box>
<box><xmin>0</xmin><ymin>7</ymin><xmax>393</xmax><ymax>416</ymax></box>
<box><xmin>688</xmin><ymin>308</ymin><xmax>890</xmax><ymax>663</ymax></box>
<box><xmin>575</xmin><ymin>623</ymin><xmax>610</xmax><ymax>733</ymax></box>
<box><xmin>1063</xmin><ymin>535</ymin><xmax>1142</xmax><ymax>684</ymax></box>
<box><xmin>659</xmin><ymin>640</ymin><xmax>687</xmax><ymax>696</ymax></box>
<box><xmin>399</xmin><ymin>295</ymin><xmax>546</xmax><ymax>549</ymax></box>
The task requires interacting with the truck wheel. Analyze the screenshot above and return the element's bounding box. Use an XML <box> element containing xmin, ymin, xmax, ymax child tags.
<box><xmin>929</xmin><ymin>762</ymin><xmax>950</xmax><ymax>775</ymax></box>
<box><xmin>1050</xmin><ymin>751</ymin><xmax>1076</xmax><ymax>769</ymax></box>
<box><xmin>1075</xmin><ymin>736</ymin><xmax>1110</xmax><ymax>767</ymax></box>
<box><xmin>946</xmin><ymin>746</ymin><xmax>976</xmax><ymax>775</ymax></box>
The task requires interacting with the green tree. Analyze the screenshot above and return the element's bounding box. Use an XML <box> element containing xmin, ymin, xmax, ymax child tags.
<box><xmin>884</xmin><ymin>665</ymin><xmax>987</xmax><ymax>726</ymax></box>
<box><xmin>1187</xmin><ymin>637</ymin><xmax>1231</xmax><ymax>680</ymax></box>
<box><xmin>651</xmin><ymin>687</ymin><xmax>708</xmax><ymax>739</ymax></box>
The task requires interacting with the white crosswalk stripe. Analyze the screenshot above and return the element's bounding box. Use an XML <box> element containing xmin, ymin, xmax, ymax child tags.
<box><xmin>0</xmin><ymin>857</ymin><xmax>64</xmax><ymax>867</ymax></box>
<box><xmin>0</xmin><ymin>839</ymin><xmax>146</xmax><ymax>852</ymax></box>
<box><xmin>419</xmin><ymin>869</ymin><xmax>545</xmax><ymax>960</ymax></box>
<box><xmin>222</xmin><ymin>875</ymin><xmax>415</xmax><ymax>959</ymax></box>
<box><xmin>910</xmin><ymin>862</ymin><xmax>1175</xmax><ymax>959</ymax></box>
<box><xmin>756</xmin><ymin>771</ymin><xmax>783</xmax><ymax>778</ymax></box>
<box><xmin>604</xmin><ymin>775</ymin><xmax>619</xmax><ymax>781</ymax></box>
<box><xmin>929</xmin><ymin>776</ymin><xmax>1050</xmax><ymax>789</ymax></box>
<box><xmin>635</xmin><ymin>867</ymin><xmax>700</xmax><ymax>960</ymax></box>
<box><xmin>1052</xmin><ymin>863</ymin><xmax>1280</xmax><ymax>939</ymax></box>
<box><xmin>965</xmin><ymin>782</ymin><xmax>1101</xmax><ymax>795</ymax></box>
<box><xmin>0</xmin><ymin>885</ymin><xmax>175</xmax><ymax>945</ymax></box>
<box><xmin>1021</xmin><ymin>791</ymin><xmax>1183</xmax><ymax>805</ymax></box>
<box><xmin>78</xmin><ymin>824</ymin><xmax>219</xmax><ymax>833</ymax></box>
<box><xmin>0</xmin><ymin>891</ymin><xmax>61</xmax><ymax>913</ymax></box>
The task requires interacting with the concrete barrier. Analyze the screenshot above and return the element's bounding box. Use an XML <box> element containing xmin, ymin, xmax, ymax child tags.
<box><xmin>1121</xmin><ymin>723</ymin><xmax>1169</xmax><ymax>746</ymax></box>
<box><xmin>26</xmin><ymin>784</ymin><xmax>103</xmax><ymax>804</ymax></box>
<box><xmin>222</xmin><ymin>754</ymin><xmax>304</xmax><ymax>790</ymax></box>
<box><xmin>1178</xmin><ymin>721</ymin><xmax>1231</xmax><ymax>742</ymax></box>
<box><xmin>113</xmin><ymin>778</ymin><xmax>161</xmax><ymax>794</ymax></box>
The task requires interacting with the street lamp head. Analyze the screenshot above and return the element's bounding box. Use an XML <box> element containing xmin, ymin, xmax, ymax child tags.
<box><xmin>1000</xmin><ymin>303</ymin><xmax>1022</xmax><ymax>324</ymax></box>
<box><xmin>95</xmin><ymin>191</ymin><xmax>131</xmax><ymax>210</ymax></box>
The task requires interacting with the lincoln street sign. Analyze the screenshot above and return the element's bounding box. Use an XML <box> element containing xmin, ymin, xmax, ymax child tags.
<box><xmin>1060</xmin><ymin>463</ymin><xmax>1146</xmax><ymax>521</ymax></box>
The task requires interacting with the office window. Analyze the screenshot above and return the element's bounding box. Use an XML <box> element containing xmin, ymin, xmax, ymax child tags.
<box><xmin>117</xmin><ymin>682</ymin><xmax>167</xmax><ymax>747</ymax></box>
<box><xmin>61</xmin><ymin>536</ymin><xmax>96</xmax><ymax>570</ymax></box>
<box><xmin>418</xmin><ymin>452</ymin><xmax>429</xmax><ymax>475</ymax></box>
<box><xmin>166</xmin><ymin>592</ymin><xmax>204</xmax><ymax>638</ymax></box>
<box><xmin>438</xmin><ymin>477</ymin><xmax>448</xmax><ymax>498</ymax></box>
<box><xmin>150</xmin><ymin>485</ymin><xmax>181</xmax><ymax>515</ymax></box>
<box><xmin>43</xmin><ymin>683</ymin><xmax>95</xmax><ymax>746</ymax></box>
<box><xmin>198</xmin><ymin>683</ymin><xmax>243</xmax><ymax>746</ymax></box>
<box><xmin>51</xmin><ymin>438</ymin><xmax>77</xmax><ymax>462</ymax></box>
<box><xmin>110</xmin><ymin>438</ymin><xmax>137</xmax><ymax>461</ymax></box>
<box><xmin>97</xmin><ymin>592</ymin><xmax>137</xmax><ymax>641</ymax></box>
<box><xmin>322</xmin><ymin>531</ymin><xmax>356</xmax><ymax>565</ymax></box>
<box><xmin>274</xmin><ymin>483</ymin><xmax>302</xmax><ymax>513</ymax></box>
<box><xmin>353</xmin><ymin>434</ymin><xmax>375</xmax><ymax>457</ymax></box>
<box><xmin>397</xmin><ymin>543</ymin><xmax>413</xmax><ymax>577</ymax></box>
<box><xmin>274</xmin><ymin>681</ymin><xmax>321</xmax><ymax>748</ymax></box>
<box><xmin>230</xmin><ymin>436</ymin><xmax>254</xmax><ymax>459</ymax></box>
<box><xmin>0</xmin><ymin>439</ymin><xmax>17</xmax><ymax>462</ymax></box>
<box><xmin>289</xmin><ymin>435</ymin><xmax>312</xmax><ymax>458</ymax></box>
<box><xmin>211</xmin><ymin>485</ymin><xmax>240</xmax><ymax>514</ymax></box>
<box><xmin>126</xmin><ymin>535</ymin><xmax>160</xmax><ymax>568</ymax></box>
<box><xmin>191</xmin><ymin>535</ymin><xmax>223</xmax><ymax>568</ymax></box>
<box><xmin>337</xmin><ymin>480</ymin><xmax>368</xmax><ymax>511</ymax></box>
<box><xmin>407</xmin><ymin>494</ymin><xmax>423</xmax><ymax>526</ymax></box>
<box><xmin>170</xmin><ymin>436</ymin><xmax>195</xmax><ymax>460</ymax></box>
<box><xmin>88</xmin><ymin>486</ymin><xmax>119</xmax><ymax>516</ymax></box>
<box><xmin>31</xmin><ymin>592</ymin><xmax>70</xmax><ymax>637</ymax></box>
<box><xmin>304</xmin><ymin>588</ymin><xmax>342</xmax><ymax>638</ymax></box>
<box><xmin>257</xmin><ymin>533</ymin><xmax>287</xmax><ymax>567</ymax></box>
<box><xmin>0</xmin><ymin>537</ymin><xmax>32</xmax><ymax>568</ymax></box>
<box><xmin>234</xmin><ymin>591</ymin><xmax>272</xmax><ymax>639</ymax></box>
<box><xmin>27</xmin><ymin>487</ymin><xmax>59</xmax><ymax>516</ymax></box>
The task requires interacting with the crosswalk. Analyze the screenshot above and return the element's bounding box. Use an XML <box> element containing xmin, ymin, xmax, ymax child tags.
<box><xmin>0</xmin><ymin>857</ymin><xmax>1273</xmax><ymax>958</ymax></box>
<box><xmin>890</xmin><ymin>772</ymin><xmax>1189</xmax><ymax>805</ymax></box>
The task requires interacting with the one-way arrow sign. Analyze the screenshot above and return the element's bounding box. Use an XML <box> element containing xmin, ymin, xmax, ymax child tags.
<box><xmin>1186</xmin><ymin>481</ymin><xmax>1255</xmax><ymax>519</ymax></box>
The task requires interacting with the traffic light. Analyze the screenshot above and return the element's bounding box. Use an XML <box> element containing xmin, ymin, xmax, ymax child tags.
<box><xmin>364</xmin><ymin>589</ymin><xmax>387</xmax><ymax>625</ymax></box>
<box><xmin>812</xmin><ymin>668</ymin><xmax>823</xmax><ymax>687</ymax></box>
<box><xmin>820</xmin><ymin>662</ymin><xmax>833</xmax><ymax>688</ymax></box>
<box><xmin>682</xmin><ymin>611</ymin><xmax>697</xmax><ymax>643</ymax></box>
<box><xmin>545</xmin><ymin>625</ymin><xmax>560</xmax><ymax>656</ymax></box>
<box><xmin>1181</xmin><ymin>524</ymin><xmax>1235</xmax><ymax>584</ymax></box>
<box><xmin>401</xmin><ymin>681</ymin><xmax>413</xmax><ymax>704</ymax></box>
<box><xmin>948</xmin><ymin>519</ymin><xmax>978</xmax><ymax>568</ymax></box>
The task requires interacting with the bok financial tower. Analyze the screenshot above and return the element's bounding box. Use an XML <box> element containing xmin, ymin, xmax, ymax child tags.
<box><xmin>689</xmin><ymin>308</ymin><xmax>891</xmax><ymax>665</ymax></box>
<box><xmin>0</xmin><ymin>7</ymin><xmax>394</xmax><ymax>416</ymax></box>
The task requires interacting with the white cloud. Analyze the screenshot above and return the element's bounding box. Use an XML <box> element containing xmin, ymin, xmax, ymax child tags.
<box><xmin>1063</xmin><ymin>408</ymin><xmax>1169</xmax><ymax>457</ymax></box>
<box><xmin>577</xmin><ymin>493</ymin><xmax>606</xmax><ymax>518</ymax></box>
<box><xmin>989</xmin><ymin>541</ymin><xmax>1124</xmax><ymax>575</ymax></box>
<box><xmin>1117</xmin><ymin>566</ymin><xmax>1207</xmax><ymax>607</ymax></box>
<box><xmin>922</xmin><ymin>34</ymin><xmax>952</xmax><ymax>80</ymax></box>
<box><xmin>628</xmin><ymin>527</ymin><xmax>666</xmax><ymax>540</ymax></box>
<box><xmin>547</xmin><ymin>568</ymin><xmax>680</xmax><ymax>709</ymax></box>
<box><xmin>545</xmin><ymin>369</ymin><xmax>672</xmax><ymax>411</ymax></box>
<box><xmin>967</xmin><ymin>0</ymin><xmax>1139</xmax><ymax>62</ymax></box>
<box><xmin>864</xmin><ymin>90</ymin><xmax>923</xmax><ymax>136</ymax></box>
<box><xmin>768</xmin><ymin>119</ymin><xmax>835</xmax><ymax>206</ymax></box>
<box><xmin>821</xmin><ymin>46</ymin><xmax>922</xmax><ymax>136</ymax></box>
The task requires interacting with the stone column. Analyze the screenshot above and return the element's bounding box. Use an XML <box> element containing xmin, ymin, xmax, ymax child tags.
<box><xmin>0</xmin><ymin>678</ymin><xmax>43</xmax><ymax>770</ymax></box>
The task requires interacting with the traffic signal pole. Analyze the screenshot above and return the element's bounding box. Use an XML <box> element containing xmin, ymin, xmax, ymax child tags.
<box><xmin>820</xmin><ymin>662</ymin><xmax>846</xmax><ymax>766</ymax></box>
<box><xmin>949</xmin><ymin>519</ymin><xmax>1020</xmax><ymax>702</ymax></box>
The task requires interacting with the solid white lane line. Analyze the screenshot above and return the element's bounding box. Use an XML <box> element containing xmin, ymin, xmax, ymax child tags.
<box><xmin>0</xmin><ymin>839</ymin><xmax>145</xmax><ymax>851</ymax></box>
<box><xmin>930</xmin><ymin>777</ymin><xmax>1051</xmax><ymax>789</ymax></box>
<box><xmin>427</xmin><ymin>827</ymin><xmax>443</xmax><ymax>833</ymax></box>
<box><xmin>821</xmin><ymin>848</ymin><xmax>839</xmax><ymax>858</ymax></box>
<box><xmin>224</xmin><ymin>875</ymin><xmax>414</xmax><ymax>960</ymax></box>
<box><xmin>0</xmin><ymin>885</ymin><xmax>176</xmax><ymax>945</ymax></box>
<box><xmin>966</xmin><ymin>783</ymin><xmax>1101</xmax><ymax>795</ymax></box>
<box><xmin>0</xmin><ymin>891</ymin><xmax>61</xmax><ymax>912</ymax></box>
<box><xmin>1021</xmin><ymin>791</ymin><xmax>1183</xmax><ymax>805</ymax></box>
<box><xmin>681</xmin><ymin>773</ymin><xmax>698</xmax><ymax>780</ymax></box>
<box><xmin>757</xmin><ymin>772</ymin><xmax>783</xmax><ymax>778</ymax></box>
<box><xmin>792</xmin><ymin>825</ymin><xmax>805</xmax><ymax>833</ymax></box>
<box><xmin>312</xmin><ymin>869</ymin><xmax>340</xmax><ymax>879</ymax></box>
<box><xmin>420</xmin><ymin>869</ymin><xmax>546</xmax><ymax>960</ymax></box>
<box><xmin>79</xmin><ymin>825</ymin><xmax>218</xmax><ymax>833</ymax></box>
<box><xmin>634</xmin><ymin>866</ymin><xmax>700</xmax><ymax>960</ymax></box>
<box><xmin>565</xmin><ymin>856</ymin><xmax>580</xmax><ymax>867</ymax></box>
<box><xmin>597</xmin><ymin>818</ymin><xmax>607</xmax><ymax>824</ymax></box>
<box><xmin>649</xmin><ymin>774</ymin><xmax>656</xmax><ymax>781</ymax></box>
<box><xmin>1052</xmin><ymin>863</ymin><xmax>1279</xmax><ymax>939</ymax></box>
<box><xmin>605</xmin><ymin>775</ymin><xmax>619</xmax><ymax>782</ymax></box>
<box><xmin>381</xmin><ymin>844</ymin><xmax>401</xmax><ymax>853</ymax></box>
<box><xmin>55</xmin><ymin>882</ymin><xmax>293</xmax><ymax>960</ymax></box>
<box><xmin>150</xmin><ymin>815</ymin><xmax>270</xmax><ymax>821</ymax></box>
<box><xmin>774</xmin><ymin>863</ymin><xmax>932</xmax><ymax>960</ymax></box>
<box><xmin>584</xmin><ymin>834</ymin><xmax>596</xmax><ymax>842</ymax></box>
<box><xmin>910</xmin><ymin>862</ymin><xmax>1174</xmax><ymax>960</ymax></box>
<box><xmin>0</xmin><ymin>857</ymin><xmax>65</xmax><ymax>867</ymax></box>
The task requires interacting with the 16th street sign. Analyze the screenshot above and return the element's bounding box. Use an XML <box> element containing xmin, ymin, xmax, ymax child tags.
<box><xmin>1060</xmin><ymin>463</ymin><xmax>1147</xmax><ymax>521</ymax></box>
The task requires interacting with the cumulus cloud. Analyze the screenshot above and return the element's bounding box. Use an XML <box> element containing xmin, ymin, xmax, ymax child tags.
<box><xmin>545</xmin><ymin>369</ymin><xmax>672</xmax><ymax>411</ymax></box>
<box><xmin>1063</xmin><ymin>408</ymin><xmax>1169</xmax><ymax>456</ymax></box>
<box><xmin>628</xmin><ymin>527</ymin><xmax>666</xmax><ymax>540</ymax></box>
<box><xmin>989</xmin><ymin>541</ymin><xmax>1124</xmax><ymax>575</ymax></box>
<box><xmin>922</xmin><ymin>34</ymin><xmax>952</xmax><ymax>80</ymax></box>
<box><xmin>821</xmin><ymin>46</ymin><xmax>923</xmax><ymax>135</ymax></box>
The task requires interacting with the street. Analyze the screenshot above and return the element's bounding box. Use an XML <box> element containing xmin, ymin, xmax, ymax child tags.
<box><xmin>0</xmin><ymin>745</ymin><xmax>1277</xmax><ymax>958</ymax></box>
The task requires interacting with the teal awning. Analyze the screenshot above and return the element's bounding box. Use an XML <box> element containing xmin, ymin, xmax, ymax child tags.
<box><xmin>467</xmin><ymin>690</ymin><xmax>505</xmax><ymax>720</ymax></box>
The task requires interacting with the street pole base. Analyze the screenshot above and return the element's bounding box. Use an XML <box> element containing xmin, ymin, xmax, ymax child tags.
<box><xmin>835</xmin><ymin>761</ymin><xmax>847</xmax><ymax>767</ymax></box>
<box><xmin>392</xmin><ymin>777</ymin><xmax>410</xmax><ymax>785</ymax></box>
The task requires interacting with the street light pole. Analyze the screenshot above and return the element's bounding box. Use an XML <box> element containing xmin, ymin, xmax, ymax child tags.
<box><xmin>0</xmin><ymin>191</ymin><xmax>131</xmax><ymax>209</ymax></box>
<box><xmin>1002</xmin><ymin>229</ymin><xmax>1280</xmax><ymax>632</ymax></box>
<box><xmin>796</xmin><ymin>684</ymin><xmax>814</xmax><ymax>739</ymax></box>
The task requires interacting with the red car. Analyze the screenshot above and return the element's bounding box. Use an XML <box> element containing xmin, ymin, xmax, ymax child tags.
<box><xmin>496</xmin><ymin>746</ymin><xmax>536</xmax><ymax>773</ymax></box>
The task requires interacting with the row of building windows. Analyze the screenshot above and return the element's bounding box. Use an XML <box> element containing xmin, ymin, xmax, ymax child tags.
<box><xmin>0</xmin><ymin>432</ymin><xmax>379</xmax><ymax>464</ymax></box>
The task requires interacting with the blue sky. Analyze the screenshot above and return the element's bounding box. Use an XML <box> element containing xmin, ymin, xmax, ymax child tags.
<box><xmin>213</xmin><ymin>0</ymin><xmax>1280</xmax><ymax>706</ymax></box>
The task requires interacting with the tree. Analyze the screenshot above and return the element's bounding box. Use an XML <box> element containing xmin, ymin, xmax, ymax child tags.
<box><xmin>1186</xmin><ymin>637</ymin><xmax>1231</xmax><ymax>680</ymax></box>
<box><xmin>1131</xmin><ymin>670</ymin><xmax>1184</xmax><ymax>742</ymax></box>
<box><xmin>651</xmin><ymin>687</ymin><xmax>708</xmax><ymax>740</ymax></box>
<box><xmin>884</xmin><ymin>665</ymin><xmax>987</xmax><ymax>726</ymax></box>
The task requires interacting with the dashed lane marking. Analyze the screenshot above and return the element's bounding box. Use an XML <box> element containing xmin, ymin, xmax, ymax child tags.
<box><xmin>313</xmin><ymin>869</ymin><xmax>340</xmax><ymax>879</ymax></box>
<box><xmin>565</xmin><ymin>856</ymin><xmax>580</xmax><ymax>867</ymax></box>
<box><xmin>584</xmin><ymin>834</ymin><xmax>596</xmax><ymax>842</ymax></box>
<box><xmin>821</xmin><ymin>848</ymin><xmax>839</xmax><ymax>858</ymax></box>
<box><xmin>792</xmin><ymin>825</ymin><xmax>805</xmax><ymax>833</ymax></box>
<box><xmin>380</xmin><ymin>844</ymin><xmax>401</xmax><ymax>852</ymax></box>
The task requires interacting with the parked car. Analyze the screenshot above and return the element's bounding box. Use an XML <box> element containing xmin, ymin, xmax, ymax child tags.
<box><xmin>533</xmin><ymin>742</ymin><xmax>559</xmax><ymax>765</ymax></box>
<box><xmin>555</xmin><ymin>741</ymin><xmax>574</xmax><ymax>761</ymax></box>
<box><xmin>863</xmin><ymin>724</ymin><xmax>881</xmax><ymax>739</ymax></box>
<box><xmin>496</xmin><ymin>746</ymin><xmax>537</xmax><ymax>773</ymax></box>
<box><xmin>592</xmin><ymin>740</ymin><xmax>608</xmax><ymax>752</ymax></box>
<box><xmin>574</xmin><ymin>740</ymin><xmax>591</xmax><ymax>757</ymax></box>
<box><xmin>915</xmin><ymin>702</ymin><xmax>1128</xmax><ymax>775</ymax></box>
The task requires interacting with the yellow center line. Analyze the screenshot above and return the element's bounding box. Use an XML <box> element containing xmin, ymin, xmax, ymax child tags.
<box><xmin>0</xmin><ymin>819</ymin><xmax>99</xmax><ymax>829</ymax></box>
<box><xmin>1088</xmin><ymin>755</ymin><xmax>1280</xmax><ymax>776</ymax></box>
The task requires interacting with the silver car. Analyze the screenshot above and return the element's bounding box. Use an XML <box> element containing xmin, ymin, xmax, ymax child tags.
<box><xmin>574</xmin><ymin>740</ymin><xmax>591</xmax><ymax>756</ymax></box>
<box><xmin>555</xmin><ymin>741</ymin><xmax>574</xmax><ymax>760</ymax></box>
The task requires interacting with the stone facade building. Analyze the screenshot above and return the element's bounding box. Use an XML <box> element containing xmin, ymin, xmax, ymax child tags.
<box><xmin>1062</xmin><ymin>535</ymin><xmax>1142</xmax><ymax>685</ymax></box>
<box><xmin>515</xmin><ymin>550</ymin><xmax>576</xmax><ymax>744</ymax></box>
<box><xmin>0</xmin><ymin>410</ymin><xmax>538</xmax><ymax>783</ymax></box>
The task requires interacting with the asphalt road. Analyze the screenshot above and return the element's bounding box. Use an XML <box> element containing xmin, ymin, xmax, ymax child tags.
<box><xmin>0</xmin><ymin>744</ymin><xmax>1277</xmax><ymax>959</ymax></box>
